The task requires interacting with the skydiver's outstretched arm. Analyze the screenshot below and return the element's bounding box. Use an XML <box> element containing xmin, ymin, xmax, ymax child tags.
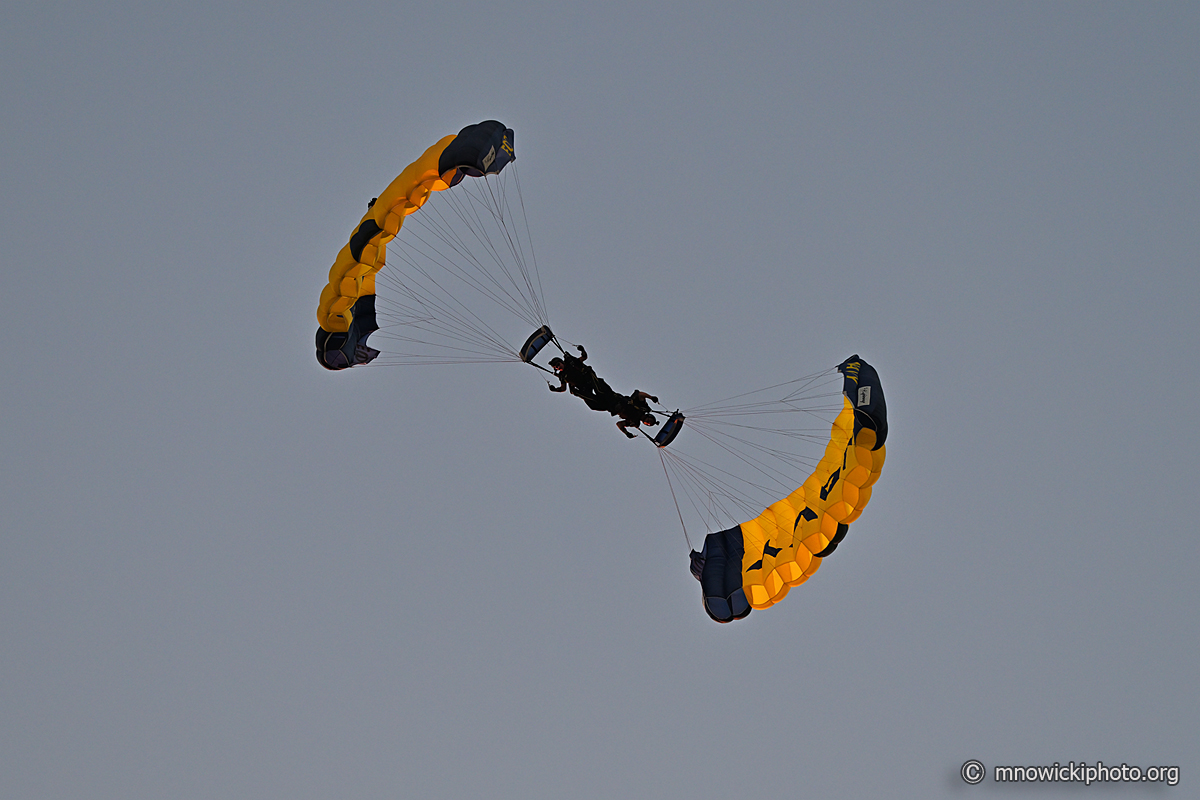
<box><xmin>548</xmin><ymin>377</ymin><xmax>567</xmax><ymax>392</ymax></box>
<box><xmin>616</xmin><ymin>420</ymin><xmax>638</xmax><ymax>439</ymax></box>
<box><xmin>575</xmin><ymin>344</ymin><xmax>587</xmax><ymax>362</ymax></box>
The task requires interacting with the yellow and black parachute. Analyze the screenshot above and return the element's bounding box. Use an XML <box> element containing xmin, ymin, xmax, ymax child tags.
<box><xmin>315</xmin><ymin>121</ymin><xmax>521</xmax><ymax>370</ymax></box>
<box><xmin>686</xmin><ymin>356</ymin><xmax>887</xmax><ymax>622</ymax></box>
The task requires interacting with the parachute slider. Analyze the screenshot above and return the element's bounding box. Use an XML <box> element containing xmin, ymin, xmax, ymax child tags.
<box><xmin>652</xmin><ymin>411</ymin><xmax>686</xmax><ymax>448</ymax></box>
<box><xmin>519</xmin><ymin>325</ymin><xmax>555</xmax><ymax>363</ymax></box>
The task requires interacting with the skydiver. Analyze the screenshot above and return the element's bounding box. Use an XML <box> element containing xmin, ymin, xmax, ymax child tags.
<box><xmin>547</xmin><ymin>348</ymin><xmax>661</xmax><ymax>439</ymax></box>
<box><xmin>613</xmin><ymin>390</ymin><xmax>660</xmax><ymax>439</ymax></box>
<box><xmin>548</xmin><ymin>345</ymin><xmax>615</xmax><ymax>407</ymax></box>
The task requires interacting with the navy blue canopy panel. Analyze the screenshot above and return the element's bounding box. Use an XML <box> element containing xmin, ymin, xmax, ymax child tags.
<box><xmin>691</xmin><ymin>526</ymin><xmax>752</xmax><ymax>623</ymax></box>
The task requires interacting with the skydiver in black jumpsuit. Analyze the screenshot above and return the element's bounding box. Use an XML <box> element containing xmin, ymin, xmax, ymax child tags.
<box><xmin>548</xmin><ymin>347</ymin><xmax>660</xmax><ymax>439</ymax></box>
<box><xmin>548</xmin><ymin>346</ymin><xmax>618</xmax><ymax>411</ymax></box>
<box><xmin>611</xmin><ymin>390</ymin><xmax>660</xmax><ymax>439</ymax></box>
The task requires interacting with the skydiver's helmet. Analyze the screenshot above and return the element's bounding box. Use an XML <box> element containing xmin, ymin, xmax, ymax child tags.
<box><xmin>643</xmin><ymin>413</ymin><xmax>658</xmax><ymax>427</ymax></box>
<box><xmin>549</xmin><ymin>357</ymin><xmax>564</xmax><ymax>371</ymax></box>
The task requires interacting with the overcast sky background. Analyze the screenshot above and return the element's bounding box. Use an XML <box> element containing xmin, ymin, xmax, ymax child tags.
<box><xmin>3</xmin><ymin>3</ymin><xmax>1197</xmax><ymax>798</ymax></box>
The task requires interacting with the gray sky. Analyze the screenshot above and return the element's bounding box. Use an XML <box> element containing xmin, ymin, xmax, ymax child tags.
<box><xmin>3</xmin><ymin>2</ymin><xmax>1197</xmax><ymax>798</ymax></box>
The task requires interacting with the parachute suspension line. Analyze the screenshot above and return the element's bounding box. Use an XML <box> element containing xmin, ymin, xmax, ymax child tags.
<box><xmin>657</xmin><ymin>388</ymin><xmax>853</xmax><ymax>531</ymax></box>
<box><xmin>481</xmin><ymin>170</ymin><xmax>550</xmax><ymax>327</ymax></box>
<box><xmin>659</xmin><ymin>445</ymin><xmax>763</xmax><ymax>532</ymax></box>
<box><xmin>674</xmin><ymin>448</ymin><xmax>774</xmax><ymax>520</ymax></box>
<box><xmin>684</xmin><ymin>416</ymin><xmax>828</xmax><ymax>481</ymax></box>
<box><xmin>657</xmin><ymin>368</ymin><xmax>843</xmax><ymax>506</ymax></box>
<box><xmin>372</xmin><ymin>272</ymin><xmax>519</xmax><ymax>363</ymax></box>
<box><xmin>511</xmin><ymin>167</ymin><xmax>548</xmax><ymax>324</ymax></box>
<box><xmin>372</xmin><ymin>258</ymin><xmax>521</xmax><ymax>365</ymax></box>
<box><xmin>377</xmin><ymin>210</ymin><xmax>525</xmax><ymax>363</ymax></box>
<box><xmin>368</xmin><ymin>166</ymin><xmax>554</xmax><ymax>366</ymax></box>
<box><xmin>649</xmin><ymin>361</ymin><xmax>865</xmax><ymax>535</ymax></box>
<box><xmin>684</xmin><ymin>395</ymin><xmax>844</xmax><ymax>424</ymax></box>
<box><xmin>684</xmin><ymin>368</ymin><xmax>840</xmax><ymax>416</ymax></box>
<box><xmin>392</xmin><ymin>259</ymin><xmax>518</xmax><ymax>355</ymax></box>
<box><xmin>449</xmin><ymin>179</ymin><xmax>534</xmax><ymax>323</ymax></box>
<box><xmin>423</xmin><ymin>179</ymin><xmax>529</xmax><ymax>312</ymax></box>
<box><xmin>683</xmin><ymin>420</ymin><xmax>806</xmax><ymax>497</ymax></box>
<box><xmin>453</xmin><ymin>170</ymin><xmax>546</xmax><ymax>328</ymax></box>
<box><xmin>397</xmin><ymin>215</ymin><xmax>527</xmax><ymax>327</ymax></box>
<box><xmin>411</xmin><ymin>181</ymin><xmax>541</xmax><ymax>328</ymax></box>
<box><xmin>478</xmin><ymin>177</ymin><xmax>533</xmax><ymax>320</ymax></box>
<box><xmin>659</xmin><ymin>448</ymin><xmax>692</xmax><ymax>551</ymax></box>
<box><xmin>375</xmin><ymin>263</ymin><xmax>518</xmax><ymax>359</ymax></box>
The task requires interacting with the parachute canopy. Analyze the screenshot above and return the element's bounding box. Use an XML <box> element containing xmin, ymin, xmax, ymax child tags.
<box><xmin>316</xmin><ymin>121</ymin><xmax>518</xmax><ymax>370</ymax></box>
<box><xmin>691</xmin><ymin>355</ymin><xmax>887</xmax><ymax>622</ymax></box>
